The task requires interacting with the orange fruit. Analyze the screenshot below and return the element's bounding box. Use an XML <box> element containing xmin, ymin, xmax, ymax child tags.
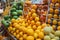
<box><xmin>35</xmin><ymin>30</ymin><xmax>40</xmax><ymax>34</ymax></box>
<box><xmin>13</xmin><ymin>32</ymin><xmax>16</xmax><ymax>36</ymax></box>
<box><xmin>16</xmin><ymin>34</ymin><xmax>20</xmax><ymax>39</ymax></box>
<box><xmin>48</xmin><ymin>19</ymin><xmax>51</xmax><ymax>24</ymax></box>
<box><xmin>31</xmin><ymin>9</ymin><xmax>36</xmax><ymax>13</ymax></box>
<box><xmin>53</xmin><ymin>20</ymin><xmax>57</xmax><ymax>25</ymax></box>
<box><xmin>36</xmin><ymin>38</ymin><xmax>41</xmax><ymax>40</ymax></box>
<box><xmin>31</xmin><ymin>20</ymin><xmax>35</xmax><ymax>25</ymax></box>
<box><xmin>27</xmin><ymin>36</ymin><xmax>34</xmax><ymax>40</ymax></box>
<box><xmin>36</xmin><ymin>21</ymin><xmax>41</xmax><ymax>26</ymax></box>
<box><xmin>57</xmin><ymin>26</ymin><xmax>60</xmax><ymax>30</ymax></box>
<box><xmin>11</xmin><ymin>19</ymin><xmax>16</xmax><ymax>23</ymax></box>
<box><xmin>16</xmin><ymin>30</ymin><xmax>20</xmax><ymax>34</ymax></box>
<box><xmin>48</xmin><ymin>14</ymin><xmax>52</xmax><ymax>18</ymax></box>
<box><xmin>19</xmin><ymin>37</ymin><xmax>23</xmax><ymax>40</ymax></box>
<box><xmin>28</xmin><ymin>20</ymin><xmax>31</xmax><ymax>24</ymax></box>
<box><xmin>52</xmin><ymin>25</ymin><xmax>56</xmax><ymax>30</ymax></box>
<box><xmin>41</xmin><ymin>23</ymin><xmax>47</xmax><ymax>28</ymax></box>
<box><xmin>50</xmin><ymin>3</ymin><xmax>54</xmax><ymax>8</ymax></box>
<box><xmin>58</xmin><ymin>21</ymin><xmax>60</xmax><ymax>26</ymax></box>
<box><xmin>50</xmin><ymin>8</ymin><xmax>53</xmax><ymax>13</ymax></box>
<box><xmin>32</xmin><ymin>25</ymin><xmax>37</xmax><ymax>30</ymax></box>
<box><xmin>19</xmin><ymin>32</ymin><xmax>23</xmax><ymax>37</ymax></box>
<box><xmin>32</xmin><ymin>13</ymin><xmax>37</xmax><ymax>18</ymax></box>
<box><xmin>54</xmin><ymin>14</ymin><xmax>58</xmax><ymax>19</ymax></box>
<box><xmin>25</xmin><ymin>1</ymin><xmax>31</xmax><ymax>5</ymax></box>
<box><xmin>28</xmin><ymin>12</ymin><xmax>31</xmax><ymax>16</ymax></box>
<box><xmin>55</xmin><ymin>3</ymin><xmax>59</xmax><ymax>8</ymax></box>
<box><xmin>38</xmin><ymin>32</ymin><xmax>44</xmax><ymax>39</ymax></box>
<box><xmin>55</xmin><ymin>9</ymin><xmax>59</xmax><ymax>14</ymax></box>
<box><xmin>23</xmin><ymin>34</ymin><xmax>27</xmax><ymax>40</ymax></box>
<box><xmin>30</xmin><ymin>17</ymin><xmax>33</xmax><ymax>21</ymax></box>
<box><xmin>37</xmin><ymin>26</ymin><xmax>41</xmax><ymax>31</ymax></box>
<box><xmin>31</xmin><ymin>4</ymin><xmax>37</xmax><ymax>9</ymax></box>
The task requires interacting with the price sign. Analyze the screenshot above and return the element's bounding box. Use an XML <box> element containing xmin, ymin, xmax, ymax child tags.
<box><xmin>31</xmin><ymin>0</ymin><xmax>43</xmax><ymax>4</ymax></box>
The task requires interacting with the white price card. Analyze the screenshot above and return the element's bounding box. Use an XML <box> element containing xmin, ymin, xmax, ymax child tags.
<box><xmin>31</xmin><ymin>0</ymin><xmax>43</xmax><ymax>4</ymax></box>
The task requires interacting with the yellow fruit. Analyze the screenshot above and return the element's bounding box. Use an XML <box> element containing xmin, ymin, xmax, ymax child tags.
<box><xmin>27</xmin><ymin>36</ymin><xmax>34</xmax><ymax>40</ymax></box>
<box><xmin>55</xmin><ymin>3</ymin><xmax>59</xmax><ymax>8</ymax></box>
<box><xmin>8</xmin><ymin>26</ymin><xmax>12</xmax><ymax>31</ymax></box>
<box><xmin>31</xmin><ymin>20</ymin><xmax>35</xmax><ymax>25</ymax></box>
<box><xmin>11</xmin><ymin>19</ymin><xmax>16</xmax><ymax>23</ymax></box>
<box><xmin>55</xmin><ymin>9</ymin><xmax>59</xmax><ymax>14</ymax></box>
<box><xmin>36</xmin><ymin>21</ymin><xmax>41</xmax><ymax>26</ymax></box>
<box><xmin>57</xmin><ymin>26</ymin><xmax>60</xmax><ymax>30</ymax></box>
<box><xmin>13</xmin><ymin>32</ymin><xmax>16</xmax><ymax>36</ymax></box>
<box><xmin>31</xmin><ymin>4</ymin><xmax>37</xmax><ymax>9</ymax></box>
<box><xmin>28</xmin><ymin>20</ymin><xmax>31</xmax><ymax>24</ymax></box>
<box><xmin>19</xmin><ymin>32</ymin><xmax>23</xmax><ymax>37</ymax></box>
<box><xmin>16</xmin><ymin>30</ymin><xmax>19</xmax><ymax>34</ymax></box>
<box><xmin>48</xmin><ymin>14</ymin><xmax>52</xmax><ymax>18</ymax></box>
<box><xmin>48</xmin><ymin>19</ymin><xmax>51</xmax><ymax>24</ymax></box>
<box><xmin>41</xmin><ymin>23</ymin><xmax>47</xmax><ymax>28</ymax></box>
<box><xmin>36</xmin><ymin>38</ymin><xmax>41</xmax><ymax>40</ymax></box>
<box><xmin>25</xmin><ymin>23</ymin><xmax>28</xmax><ymax>26</ymax></box>
<box><xmin>54</xmin><ymin>14</ymin><xmax>58</xmax><ymax>19</ymax></box>
<box><xmin>35</xmin><ymin>30</ymin><xmax>40</xmax><ymax>34</ymax></box>
<box><xmin>34</xmin><ymin>33</ymin><xmax>38</xmax><ymax>39</ymax></box>
<box><xmin>53</xmin><ymin>20</ymin><xmax>57</xmax><ymax>25</ymax></box>
<box><xmin>23</xmin><ymin>34</ymin><xmax>27</xmax><ymax>40</ymax></box>
<box><xmin>27</xmin><ymin>29</ymin><xmax>34</xmax><ymax>35</ymax></box>
<box><xmin>50</xmin><ymin>8</ymin><xmax>53</xmax><ymax>13</ymax></box>
<box><xmin>27</xmin><ymin>25</ymin><xmax>32</xmax><ymax>29</ymax></box>
<box><xmin>16</xmin><ymin>34</ymin><xmax>20</xmax><ymax>39</ymax></box>
<box><xmin>32</xmin><ymin>13</ymin><xmax>37</xmax><ymax>18</ymax></box>
<box><xmin>58</xmin><ymin>21</ymin><xmax>60</xmax><ymax>26</ymax></box>
<box><xmin>35</xmin><ymin>17</ymin><xmax>39</xmax><ymax>21</ymax></box>
<box><xmin>52</xmin><ymin>25</ymin><xmax>56</xmax><ymax>30</ymax></box>
<box><xmin>28</xmin><ymin>12</ymin><xmax>31</xmax><ymax>16</ymax></box>
<box><xmin>37</xmin><ymin>26</ymin><xmax>41</xmax><ymax>31</ymax></box>
<box><xmin>32</xmin><ymin>25</ymin><xmax>37</xmax><ymax>30</ymax></box>
<box><xmin>31</xmin><ymin>9</ymin><xmax>36</xmax><ymax>13</ymax></box>
<box><xmin>19</xmin><ymin>37</ymin><xmax>23</xmax><ymax>40</ymax></box>
<box><xmin>38</xmin><ymin>32</ymin><xmax>44</xmax><ymax>39</ymax></box>
<box><xmin>50</xmin><ymin>3</ymin><xmax>54</xmax><ymax>8</ymax></box>
<box><xmin>12</xmin><ymin>28</ymin><xmax>16</xmax><ymax>31</ymax></box>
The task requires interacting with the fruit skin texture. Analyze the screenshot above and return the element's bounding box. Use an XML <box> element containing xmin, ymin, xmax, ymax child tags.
<box><xmin>26</xmin><ymin>36</ymin><xmax>34</xmax><ymax>40</ymax></box>
<box><xmin>53</xmin><ymin>20</ymin><xmax>57</xmax><ymax>25</ymax></box>
<box><xmin>57</xmin><ymin>26</ymin><xmax>60</xmax><ymax>30</ymax></box>
<box><xmin>44</xmin><ymin>35</ymin><xmax>51</xmax><ymax>40</ymax></box>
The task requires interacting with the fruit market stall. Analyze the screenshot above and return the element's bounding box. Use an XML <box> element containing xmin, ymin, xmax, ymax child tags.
<box><xmin>0</xmin><ymin>0</ymin><xmax>60</xmax><ymax>40</ymax></box>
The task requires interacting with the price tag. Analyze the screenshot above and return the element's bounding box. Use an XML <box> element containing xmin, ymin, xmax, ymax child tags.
<box><xmin>31</xmin><ymin>0</ymin><xmax>43</xmax><ymax>4</ymax></box>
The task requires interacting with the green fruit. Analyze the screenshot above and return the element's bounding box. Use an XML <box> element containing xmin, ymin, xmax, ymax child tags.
<box><xmin>12</xmin><ymin>12</ymin><xmax>18</xmax><ymax>16</ymax></box>
<box><xmin>49</xmin><ymin>33</ymin><xmax>55</xmax><ymax>39</ymax></box>
<box><xmin>19</xmin><ymin>6</ymin><xmax>23</xmax><ymax>10</ymax></box>
<box><xmin>55</xmin><ymin>30</ymin><xmax>60</xmax><ymax>37</ymax></box>
<box><xmin>44</xmin><ymin>35</ymin><xmax>51</xmax><ymax>40</ymax></box>
<box><xmin>13</xmin><ymin>16</ymin><xmax>18</xmax><ymax>19</ymax></box>
<box><xmin>4</xmin><ymin>15</ymin><xmax>10</xmax><ymax>20</ymax></box>
<box><xmin>43</xmin><ymin>27</ymin><xmax>53</xmax><ymax>34</ymax></box>
<box><xmin>11</xmin><ymin>8</ymin><xmax>16</xmax><ymax>12</ymax></box>
<box><xmin>54</xmin><ymin>37</ymin><xmax>59</xmax><ymax>40</ymax></box>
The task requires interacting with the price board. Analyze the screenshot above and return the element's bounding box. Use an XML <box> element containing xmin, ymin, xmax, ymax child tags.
<box><xmin>31</xmin><ymin>0</ymin><xmax>43</xmax><ymax>4</ymax></box>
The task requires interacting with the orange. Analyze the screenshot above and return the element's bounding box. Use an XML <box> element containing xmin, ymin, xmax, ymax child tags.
<box><xmin>16</xmin><ymin>30</ymin><xmax>19</xmax><ymax>34</ymax></box>
<box><xmin>52</xmin><ymin>25</ymin><xmax>56</xmax><ymax>30</ymax></box>
<box><xmin>13</xmin><ymin>32</ymin><xmax>16</xmax><ymax>36</ymax></box>
<box><xmin>54</xmin><ymin>14</ymin><xmax>58</xmax><ymax>19</ymax></box>
<box><xmin>48</xmin><ymin>14</ymin><xmax>52</xmax><ymax>18</ymax></box>
<box><xmin>55</xmin><ymin>3</ymin><xmax>59</xmax><ymax>8</ymax></box>
<box><xmin>30</xmin><ymin>17</ymin><xmax>33</xmax><ymax>21</ymax></box>
<box><xmin>50</xmin><ymin>8</ymin><xmax>53</xmax><ymax>13</ymax></box>
<box><xmin>53</xmin><ymin>20</ymin><xmax>57</xmax><ymax>25</ymax></box>
<box><xmin>36</xmin><ymin>21</ymin><xmax>41</xmax><ymax>26</ymax></box>
<box><xmin>36</xmin><ymin>38</ymin><xmax>41</xmax><ymax>40</ymax></box>
<box><xmin>19</xmin><ymin>37</ymin><xmax>23</xmax><ymax>40</ymax></box>
<box><xmin>48</xmin><ymin>19</ymin><xmax>51</xmax><ymax>24</ymax></box>
<box><xmin>31</xmin><ymin>20</ymin><xmax>35</xmax><ymax>25</ymax></box>
<box><xmin>35</xmin><ymin>30</ymin><xmax>40</xmax><ymax>34</ymax></box>
<box><xmin>50</xmin><ymin>3</ymin><xmax>54</xmax><ymax>8</ymax></box>
<box><xmin>11</xmin><ymin>19</ymin><xmax>16</xmax><ymax>23</ymax></box>
<box><xmin>23</xmin><ymin>34</ymin><xmax>27</xmax><ymax>40</ymax></box>
<box><xmin>27</xmin><ymin>36</ymin><xmax>34</xmax><ymax>40</ymax></box>
<box><xmin>41</xmin><ymin>23</ymin><xmax>47</xmax><ymax>28</ymax></box>
<box><xmin>28</xmin><ymin>12</ymin><xmax>31</xmax><ymax>16</ymax></box>
<box><xmin>57</xmin><ymin>26</ymin><xmax>60</xmax><ymax>30</ymax></box>
<box><xmin>28</xmin><ymin>20</ymin><xmax>31</xmax><ymax>24</ymax></box>
<box><xmin>32</xmin><ymin>13</ymin><xmax>37</xmax><ymax>18</ymax></box>
<box><xmin>32</xmin><ymin>25</ymin><xmax>37</xmax><ymax>30</ymax></box>
<box><xmin>31</xmin><ymin>9</ymin><xmax>36</xmax><ymax>13</ymax></box>
<box><xmin>37</xmin><ymin>26</ymin><xmax>41</xmax><ymax>31</ymax></box>
<box><xmin>31</xmin><ymin>4</ymin><xmax>37</xmax><ymax>9</ymax></box>
<box><xmin>16</xmin><ymin>34</ymin><xmax>20</xmax><ymax>39</ymax></box>
<box><xmin>58</xmin><ymin>21</ymin><xmax>60</xmax><ymax>26</ymax></box>
<box><xmin>38</xmin><ymin>32</ymin><xmax>44</xmax><ymax>39</ymax></box>
<box><xmin>19</xmin><ymin>32</ymin><xmax>23</xmax><ymax>37</ymax></box>
<box><xmin>55</xmin><ymin>9</ymin><xmax>59</xmax><ymax>14</ymax></box>
<box><xmin>25</xmin><ymin>1</ymin><xmax>31</xmax><ymax>5</ymax></box>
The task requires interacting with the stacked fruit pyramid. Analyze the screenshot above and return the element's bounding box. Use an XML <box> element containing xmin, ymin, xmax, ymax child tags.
<box><xmin>47</xmin><ymin>0</ymin><xmax>60</xmax><ymax>30</ymax></box>
<box><xmin>1</xmin><ymin>0</ymin><xmax>24</xmax><ymax>28</ymax></box>
<box><xmin>8</xmin><ymin>0</ymin><xmax>60</xmax><ymax>39</ymax></box>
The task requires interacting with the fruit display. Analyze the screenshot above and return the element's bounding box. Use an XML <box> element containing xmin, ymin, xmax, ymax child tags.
<box><xmin>1</xmin><ymin>0</ymin><xmax>24</xmax><ymax>28</ymax></box>
<box><xmin>47</xmin><ymin>0</ymin><xmax>60</xmax><ymax>29</ymax></box>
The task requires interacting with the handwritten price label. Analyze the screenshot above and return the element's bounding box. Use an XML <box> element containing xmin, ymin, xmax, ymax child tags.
<box><xmin>31</xmin><ymin>0</ymin><xmax>43</xmax><ymax>4</ymax></box>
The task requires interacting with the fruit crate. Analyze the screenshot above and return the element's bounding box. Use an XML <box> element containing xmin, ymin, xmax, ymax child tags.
<box><xmin>47</xmin><ymin>0</ymin><xmax>60</xmax><ymax>28</ymax></box>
